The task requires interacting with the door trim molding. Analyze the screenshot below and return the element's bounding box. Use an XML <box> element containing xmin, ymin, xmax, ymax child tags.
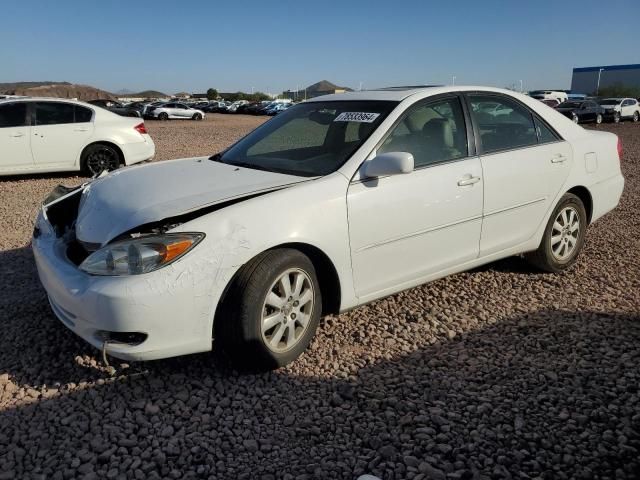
<box><xmin>355</xmin><ymin>214</ymin><xmax>483</xmax><ymax>253</ymax></box>
<box><xmin>484</xmin><ymin>196</ymin><xmax>547</xmax><ymax>217</ymax></box>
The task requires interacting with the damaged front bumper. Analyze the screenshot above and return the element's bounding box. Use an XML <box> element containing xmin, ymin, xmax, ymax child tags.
<box><xmin>32</xmin><ymin>208</ymin><xmax>218</xmax><ymax>362</ymax></box>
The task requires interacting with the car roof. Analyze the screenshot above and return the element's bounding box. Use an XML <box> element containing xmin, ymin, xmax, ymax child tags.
<box><xmin>0</xmin><ymin>96</ymin><xmax>95</xmax><ymax>107</ymax></box>
<box><xmin>305</xmin><ymin>85</ymin><xmax>532</xmax><ymax>102</ymax></box>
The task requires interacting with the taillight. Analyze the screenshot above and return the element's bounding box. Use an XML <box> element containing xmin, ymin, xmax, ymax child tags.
<box><xmin>617</xmin><ymin>137</ymin><xmax>623</xmax><ymax>160</ymax></box>
<box><xmin>134</xmin><ymin>123</ymin><xmax>147</xmax><ymax>135</ymax></box>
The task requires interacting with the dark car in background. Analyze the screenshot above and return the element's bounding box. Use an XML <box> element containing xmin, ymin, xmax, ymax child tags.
<box><xmin>88</xmin><ymin>99</ymin><xmax>141</xmax><ymax>118</ymax></box>
<box><xmin>556</xmin><ymin>100</ymin><xmax>604</xmax><ymax>124</ymax></box>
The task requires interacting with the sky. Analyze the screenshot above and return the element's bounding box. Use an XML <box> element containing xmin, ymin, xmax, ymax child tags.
<box><xmin>1</xmin><ymin>0</ymin><xmax>639</xmax><ymax>95</ymax></box>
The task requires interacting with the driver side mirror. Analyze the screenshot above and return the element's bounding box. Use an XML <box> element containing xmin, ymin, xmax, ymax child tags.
<box><xmin>364</xmin><ymin>152</ymin><xmax>414</xmax><ymax>178</ymax></box>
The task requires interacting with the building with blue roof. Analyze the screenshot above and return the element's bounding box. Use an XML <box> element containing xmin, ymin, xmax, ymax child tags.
<box><xmin>571</xmin><ymin>64</ymin><xmax>640</xmax><ymax>95</ymax></box>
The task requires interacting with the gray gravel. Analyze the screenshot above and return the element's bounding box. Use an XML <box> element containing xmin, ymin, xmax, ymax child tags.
<box><xmin>0</xmin><ymin>118</ymin><xmax>639</xmax><ymax>479</ymax></box>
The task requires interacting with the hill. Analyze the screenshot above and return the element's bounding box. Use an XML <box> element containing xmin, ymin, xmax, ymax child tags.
<box><xmin>0</xmin><ymin>82</ymin><xmax>115</xmax><ymax>100</ymax></box>
<box><xmin>117</xmin><ymin>90</ymin><xmax>168</xmax><ymax>98</ymax></box>
<box><xmin>305</xmin><ymin>80</ymin><xmax>352</xmax><ymax>95</ymax></box>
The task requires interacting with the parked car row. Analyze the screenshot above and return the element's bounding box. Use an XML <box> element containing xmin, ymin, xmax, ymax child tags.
<box><xmin>0</xmin><ymin>97</ymin><xmax>154</xmax><ymax>176</ymax></box>
<box><xmin>538</xmin><ymin>96</ymin><xmax>640</xmax><ymax>124</ymax></box>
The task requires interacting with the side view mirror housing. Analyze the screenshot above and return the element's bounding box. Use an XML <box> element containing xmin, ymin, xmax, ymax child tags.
<box><xmin>364</xmin><ymin>152</ymin><xmax>414</xmax><ymax>178</ymax></box>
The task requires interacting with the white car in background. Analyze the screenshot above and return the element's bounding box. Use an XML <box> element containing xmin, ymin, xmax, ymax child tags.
<box><xmin>0</xmin><ymin>97</ymin><xmax>155</xmax><ymax>176</ymax></box>
<box><xmin>33</xmin><ymin>86</ymin><xmax>624</xmax><ymax>370</ymax></box>
<box><xmin>145</xmin><ymin>102</ymin><xmax>205</xmax><ymax>121</ymax></box>
<box><xmin>598</xmin><ymin>98</ymin><xmax>640</xmax><ymax>123</ymax></box>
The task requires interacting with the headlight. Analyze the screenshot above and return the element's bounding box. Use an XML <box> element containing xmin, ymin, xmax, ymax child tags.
<box><xmin>79</xmin><ymin>233</ymin><xmax>204</xmax><ymax>276</ymax></box>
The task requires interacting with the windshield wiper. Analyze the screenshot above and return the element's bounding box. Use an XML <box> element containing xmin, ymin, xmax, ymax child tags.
<box><xmin>227</xmin><ymin>161</ymin><xmax>273</xmax><ymax>173</ymax></box>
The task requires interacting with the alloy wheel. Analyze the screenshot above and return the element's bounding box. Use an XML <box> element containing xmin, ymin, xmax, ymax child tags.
<box><xmin>86</xmin><ymin>147</ymin><xmax>118</xmax><ymax>176</ymax></box>
<box><xmin>550</xmin><ymin>206</ymin><xmax>580</xmax><ymax>261</ymax></box>
<box><xmin>261</xmin><ymin>268</ymin><xmax>315</xmax><ymax>353</ymax></box>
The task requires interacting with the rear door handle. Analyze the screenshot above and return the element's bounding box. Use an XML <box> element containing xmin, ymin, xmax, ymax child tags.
<box><xmin>9</xmin><ymin>132</ymin><xmax>24</xmax><ymax>138</ymax></box>
<box><xmin>551</xmin><ymin>154</ymin><xmax>567</xmax><ymax>163</ymax></box>
<box><xmin>74</xmin><ymin>127</ymin><xmax>89</xmax><ymax>132</ymax></box>
<box><xmin>457</xmin><ymin>175</ymin><xmax>481</xmax><ymax>186</ymax></box>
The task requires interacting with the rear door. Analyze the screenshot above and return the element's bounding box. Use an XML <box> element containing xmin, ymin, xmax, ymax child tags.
<box><xmin>0</xmin><ymin>102</ymin><xmax>33</xmax><ymax>172</ymax></box>
<box><xmin>466</xmin><ymin>93</ymin><xmax>573</xmax><ymax>256</ymax></box>
<box><xmin>31</xmin><ymin>102</ymin><xmax>95</xmax><ymax>169</ymax></box>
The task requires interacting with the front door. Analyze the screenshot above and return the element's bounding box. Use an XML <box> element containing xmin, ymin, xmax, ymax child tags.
<box><xmin>0</xmin><ymin>101</ymin><xmax>33</xmax><ymax>172</ymax></box>
<box><xmin>347</xmin><ymin>96</ymin><xmax>483</xmax><ymax>300</ymax></box>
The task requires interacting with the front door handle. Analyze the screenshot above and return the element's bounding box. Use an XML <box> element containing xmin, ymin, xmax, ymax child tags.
<box><xmin>9</xmin><ymin>132</ymin><xmax>24</xmax><ymax>138</ymax></box>
<box><xmin>457</xmin><ymin>175</ymin><xmax>481</xmax><ymax>186</ymax></box>
<box><xmin>551</xmin><ymin>154</ymin><xmax>567</xmax><ymax>163</ymax></box>
<box><xmin>74</xmin><ymin>127</ymin><xmax>89</xmax><ymax>132</ymax></box>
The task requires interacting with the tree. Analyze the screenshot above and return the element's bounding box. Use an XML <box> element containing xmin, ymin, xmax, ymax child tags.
<box><xmin>206</xmin><ymin>88</ymin><xmax>219</xmax><ymax>100</ymax></box>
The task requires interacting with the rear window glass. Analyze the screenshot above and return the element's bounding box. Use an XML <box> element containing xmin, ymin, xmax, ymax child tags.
<box><xmin>35</xmin><ymin>102</ymin><xmax>75</xmax><ymax>126</ymax></box>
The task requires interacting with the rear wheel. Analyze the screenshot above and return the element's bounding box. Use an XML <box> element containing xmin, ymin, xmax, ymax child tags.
<box><xmin>192</xmin><ymin>113</ymin><xmax>203</xmax><ymax>121</ymax></box>
<box><xmin>158</xmin><ymin>112</ymin><xmax>169</xmax><ymax>121</ymax></box>
<box><xmin>215</xmin><ymin>249</ymin><xmax>322</xmax><ymax>370</ymax></box>
<box><xmin>633</xmin><ymin>111</ymin><xmax>639</xmax><ymax>122</ymax></box>
<box><xmin>525</xmin><ymin>193</ymin><xmax>587</xmax><ymax>273</ymax></box>
<box><xmin>81</xmin><ymin>144</ymin><xmax>121</xmax><ymax>177</ymax></box>
<box><xmin>613</xmin><ymin>112</ymin><xmax>621</xmax><ymax>123</ymax></box>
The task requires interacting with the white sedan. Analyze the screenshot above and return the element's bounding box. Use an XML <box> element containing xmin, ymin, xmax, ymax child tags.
<box><xmin>32</xmin><ymin>86</ymin><xmax>624</xmax><ymax>369</ymax></box>
<box><xmin>145</xmin><ymin>102</ymin><xmax>205</xmax><ymax>121</ymax></box>
<box><xmin>0</xmin><ymin>97</ymin><xmax>155</xmax><ymax>176</ymax></box>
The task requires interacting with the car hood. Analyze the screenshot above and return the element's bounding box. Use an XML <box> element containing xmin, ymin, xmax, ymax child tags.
<box><xmin>75</xmin><ymin>158</ymin><xmax>308</xmax><ymax>245</ymax></box>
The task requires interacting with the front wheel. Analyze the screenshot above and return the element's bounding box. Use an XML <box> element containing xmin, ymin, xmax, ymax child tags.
<box><xmin>595</xmin><ymin>113</ymin><xmax>603</xmax><ymax>124</ymax></box>
<box><xmin>525</xmin><ymin>193</ymin><xmax>587</xmax><ymax>273</ymax></box>
<box><xmin>215</xmin><ymin>249</ymin><xmax>322</xmax><ymax>370</ymax></box>
<box><xmin>192</xmin><ymin>113</ymin><xmax>203</xmax><ymax>121</ymax></box>
<box><xmin>572</xmin><ymin>114</ymin><xmax>580</xmax><ymax>124</ymax></box>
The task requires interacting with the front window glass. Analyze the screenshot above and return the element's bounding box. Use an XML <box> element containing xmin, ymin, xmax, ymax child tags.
<box><xmin>216</xmin><ymin>101</ymin><xmax>397</xmax><ymax>177</ymax></box>
<box><xmin>469</xmin><ymin>95</ymin><xmax>538</xmax><ymax>153</ymax></box>
<box><xmin>0</xmin><ymin>102</ymin><xmax>27</xmax><ymax>128</ymax></box>
<box><xmin>378</xmin><ymin>97</ymin><xmax>468</xmax><ymax>168</ymax></box>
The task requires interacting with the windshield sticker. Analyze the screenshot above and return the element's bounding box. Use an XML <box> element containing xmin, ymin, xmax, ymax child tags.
<box><xmin>334</xmin><ymin>112</ymin><xmax>380</xmax><ymax>123</ymax></box>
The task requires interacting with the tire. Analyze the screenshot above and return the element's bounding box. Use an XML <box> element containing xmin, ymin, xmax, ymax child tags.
<box><xmin>572</xmin><ymin>114</ymin><xmax>580</xmax><ymax>124</ymax></box>
<box><xmin>192</xmin><ymin>113</ymin><xmax>203</xmax><ymax>121</ymax></box>
<box><xmin>215</xmin><ymin>249</ymin><xmax>322</xmax><ymax>370</ymax></box>
<box><xmin>633</xmin><ymin>111</ymin><xmax>639</xmax><ymax>123</ymax></box>
<box><xmin>525</xmin><ymin>193</ymin><xmax>587</xmax><ymax>273</ymax></box>
<box><xmin>595</xmin><ymin>113</ymin><xmax>603</xmax><ymax>124</ymax></box>
<box><xmin>158</xmin><ymin>112</ymin><xmax>169</xmax><ymax>121</ymax></box>
<box><xmin>613</xmin><ymin>112</ymin><xmax>621</xmax><ymax>124</ymax></box>
<box><xmin>81</xmin><ymin>143</ymin><xmax>121</xmax><ymax>177</ymax></box>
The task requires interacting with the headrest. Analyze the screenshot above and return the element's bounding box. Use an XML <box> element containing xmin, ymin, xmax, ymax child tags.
<box><xmin>422</xmin><ymin>118</ymin><xmax>454</xmax><ymax>148</ymax></box>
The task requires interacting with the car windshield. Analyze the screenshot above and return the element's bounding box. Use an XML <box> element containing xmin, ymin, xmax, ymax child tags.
<box><xmin>214</xmin><ymin>100</ymin><xmax>397</xmax><ymax>177</ymax></box>
<box><xmin>559</xmin><ymin>102</ymin><xmax>583</xmax><ymax>108</ymax></box>
<box><xmin>599</xmin><ymin>99</ymin><xmax>619</xmax><ymax>105</ymax></box>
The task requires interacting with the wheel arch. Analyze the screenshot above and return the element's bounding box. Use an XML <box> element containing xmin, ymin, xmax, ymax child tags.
<box><xmin>213</xmin><ymin>241</ymin><xmax>342</xmax><ymax>334</ymax></box>
<box><xmin>80</xmin><ymin>141</ymin><xmax>125</xmax><ymax>169</ymax></box>
<box><xmin>566</xmin><ymin>185</ymin><xmax>593</xmax><ymax>224</ymax></box>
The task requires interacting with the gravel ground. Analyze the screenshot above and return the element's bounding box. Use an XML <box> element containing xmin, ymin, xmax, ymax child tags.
<box><xmin>0</xmin><ymin>116</ymin><xmax>639</xmax><ymax>479</ymax></box>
